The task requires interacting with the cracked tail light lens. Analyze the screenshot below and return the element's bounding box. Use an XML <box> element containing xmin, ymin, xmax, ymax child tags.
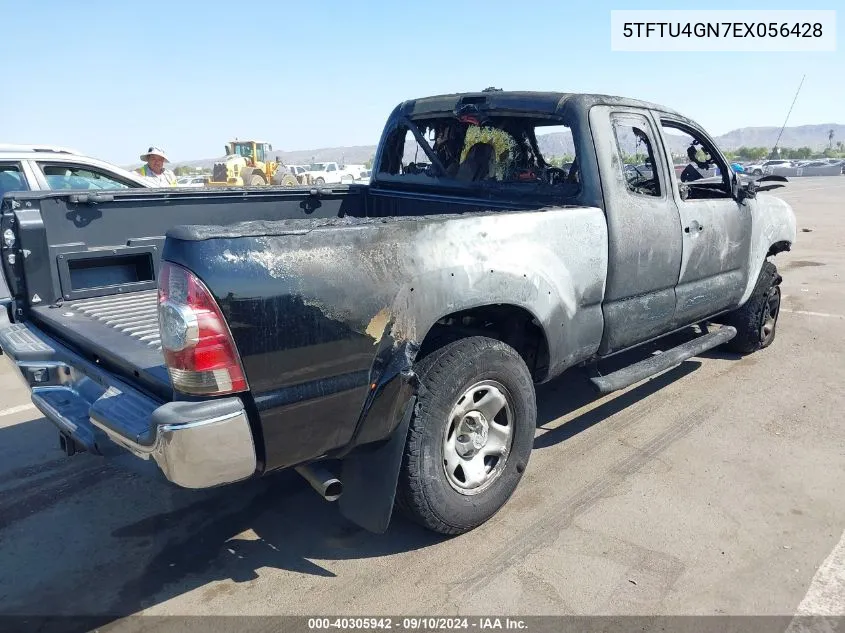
<box><xmin>158</xmin><ymin>262</ymin><xmax>248</xmax><ymax>396</ymax></box>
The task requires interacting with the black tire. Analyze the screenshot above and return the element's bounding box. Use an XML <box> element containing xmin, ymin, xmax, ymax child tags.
<box><xmin>722</xmin><ymin>261</ymin><xmax>782</xmax><ymax>354</ymax></box>
<box><xmin>248</xmin><ymin>172</ymin><xmax>265</xmax><ymax>186</ymax></box>
<box><xmin>315</xmin><ymin>177</ymin><xmax>325</xmax><ymax>185</ymax></box>
<box><xmin>396</xmin><ymin>336</ymin><xmax>536</xmax><ymax>535</ymax></box>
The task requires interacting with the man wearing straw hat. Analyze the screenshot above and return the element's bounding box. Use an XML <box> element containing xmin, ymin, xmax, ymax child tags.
<box><xmin>137</xmin><ymin>146</ymin><xmax>177</xmax><ymax>187</ymax></box>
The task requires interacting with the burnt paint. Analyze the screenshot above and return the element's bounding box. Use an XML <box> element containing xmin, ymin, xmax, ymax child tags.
<box><xmin>162</xmin><ymin>204</ymin><xmax>609</xmax><ymax>472</ymax></box>
<box><xmin>588</xmin><ymin>105</ymin><xmax>684</xmax><ymax>354</ymax></box>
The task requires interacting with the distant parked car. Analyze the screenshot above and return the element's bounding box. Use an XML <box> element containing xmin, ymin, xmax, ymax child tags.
<box><xmin>176</xmin><ymin>175</ymin><xmax>209</xmax><ymax>188</ymax></box>
<box><xmin>287</xmin><ymin>165</ymin><xmax>309</xmax><ymax>177</ymax></box>
<box><xmin>745</xmin><ymin>159</ymin><xmax>793</xmax><ymax>176</ymax></box>
<box><xmin>340</xmin><ymin>164</ymin><xmax>367</xmax><ymax>183</ymax></box>
<box><xmin>624</xmin><ymin>163</ymin><xmax>653</xmax><ymax>182</ymax></box>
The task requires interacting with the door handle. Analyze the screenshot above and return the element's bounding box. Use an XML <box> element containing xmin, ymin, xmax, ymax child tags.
<box><xmin>684</xmin><ymin>221</ymin><xmax>704</xmax><ymax>233</ymax></box>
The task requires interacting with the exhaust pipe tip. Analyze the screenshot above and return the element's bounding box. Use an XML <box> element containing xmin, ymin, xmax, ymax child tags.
<box><xmin>296</xmin><ymin>464</ymin><xmax>343</xmax><ymax>502</ymax></box>
<box><xmin>58</xmin><ymin>433</ymin><xmax>76</xmax><ymax>457</ymax></box>
<box><xmin>323</xmin><ymin>479</ymin><xmax>343</xmax><ymax>502</ymax></box>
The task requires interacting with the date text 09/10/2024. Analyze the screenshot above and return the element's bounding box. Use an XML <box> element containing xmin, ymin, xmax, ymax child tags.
<box><xmin>307</xmin><ymin>617</ymin><xmax>528</xmax><ymax>630</ymax></box>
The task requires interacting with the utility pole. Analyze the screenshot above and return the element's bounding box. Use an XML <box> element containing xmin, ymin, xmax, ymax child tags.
<box><xmin>771</xmin><ymin>74</ymin><xmax>806</xmax><ymax>159</ymax></box>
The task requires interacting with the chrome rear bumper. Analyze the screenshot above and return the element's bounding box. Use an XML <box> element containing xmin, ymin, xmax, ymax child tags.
<box><xmin>93</xmin><ymin>398</ymin><xmax>257</xmax><ymax>489</ymax></box>
<box><xmin>0</xmin><ymin>315</ymin><xmax>257</xmax><ymax>489</ymax></box>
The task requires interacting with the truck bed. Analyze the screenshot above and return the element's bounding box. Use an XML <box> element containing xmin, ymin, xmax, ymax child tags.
<box><xmin>3</xmin><ymin>186</ymin><xmax>368</xmax><ymax>403</ymax></box>
<box><xmin>31</xmin><ymin>290</ymin><xmax>170</xmax><ymax>400</ymax></box>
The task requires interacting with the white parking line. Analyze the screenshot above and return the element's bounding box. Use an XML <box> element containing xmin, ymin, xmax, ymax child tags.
<box><xmin>778</xmin><ymin>183</ymin><xmax>845</xmax><ymax>194</ymax></box>
<box><xmin>0</xmin><ymin>403</ymin><xmax>36</xmax><ymax>418</ymax></box>
<box><xmin>786</xmin><ymin>529</ymin><xmax>845</xmax><ymax>630</ymax></box>
<box><xmin>781</xmin><ymin>309</ymin><xmax>845</xmax><ymax>319</ymax></box>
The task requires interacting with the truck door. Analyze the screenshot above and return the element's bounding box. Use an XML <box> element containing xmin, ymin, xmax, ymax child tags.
<box><xmin>653</xmin><ymin>116</ymin><xmax>752</xmax><ymax>327</ymax></box>
<box><xmin>589</xmin><ymin>105</ymin><xmax>683</xmax><ymax>355</ymax></box>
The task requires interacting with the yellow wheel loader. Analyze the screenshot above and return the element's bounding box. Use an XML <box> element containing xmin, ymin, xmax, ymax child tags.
<box><xmin>208</xmin><ymin>140</ymin><xmax>299</xmax><ymax>187</ymax></box>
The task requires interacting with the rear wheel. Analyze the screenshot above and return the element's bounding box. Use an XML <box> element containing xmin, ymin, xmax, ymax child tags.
<box><xmin>396</xmin><ymin>336</ymin><xmax>536</xmax><ymax>535</ymax></box>
<box><xmin>248</xmin><ymin>172</ymin><xmax>265</xmax><ymax>186</ymax></box>
<box><xmin>722</xmin><ymin>261</ymin><xmax>782</xmax><ymax>354</ymax></box>
<box><xmin>315</xmin><ymin>177</ymin><xmax>325</xmax><ymax>185</ymax></box>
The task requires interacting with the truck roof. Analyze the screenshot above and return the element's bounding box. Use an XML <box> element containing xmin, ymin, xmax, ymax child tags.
<box><xmin>398</xmin><ymin>90</ymin><xmax>685</xmax><ymax>119</ymax></box>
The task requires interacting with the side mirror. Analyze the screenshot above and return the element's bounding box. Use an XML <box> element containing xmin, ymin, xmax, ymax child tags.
<box><xmin>736</xmin><ymin>179</ymin><xmax>758</xmax><ymax>203</ymax></box>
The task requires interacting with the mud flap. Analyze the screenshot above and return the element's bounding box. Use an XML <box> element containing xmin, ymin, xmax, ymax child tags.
<box><xmin>338</xmin><ymin>396</ymin><xmax>416</xmax><ymax>534</ymax></box>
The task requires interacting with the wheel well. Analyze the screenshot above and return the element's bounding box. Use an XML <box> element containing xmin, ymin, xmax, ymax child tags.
<box><xmin>416</xmin><ymin>305</ymin><xmax>550</xmax><ymax>382</ymax></box>
<box><xmin>767</xmin><ymin>240</ymin><xmax>791</xmax><ymax>257</ymax></box>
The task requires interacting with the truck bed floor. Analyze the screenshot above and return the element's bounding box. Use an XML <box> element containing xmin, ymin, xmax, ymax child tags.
<box><xmin>31</xmin><ymin>290</ymin><xmax>171</xmax><ymax>399</ymax></box>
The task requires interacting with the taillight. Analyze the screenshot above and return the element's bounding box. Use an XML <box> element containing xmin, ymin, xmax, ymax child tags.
<box><xmin>158</xmin><ymin>262</ymin><xmax>248</xmax><ymax>396</ymax></box>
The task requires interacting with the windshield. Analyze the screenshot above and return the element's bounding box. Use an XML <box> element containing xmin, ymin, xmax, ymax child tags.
<box><xmin>309</xmin><ymin>163</ymin><xmax>327</xmax><ymax>171</ymax></box>
<box><xmin>231</xmin><ymin>143</ymin><xmax>266</xmax><ymax>162</ymax></box>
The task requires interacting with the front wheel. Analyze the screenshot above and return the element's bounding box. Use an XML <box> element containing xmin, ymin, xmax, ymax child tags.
<box><xmin>314</xmin><ymin>177</ymin><xmax>325</xmax><ymax>185</ymax></box>
<box><xmin>722</xmin><ymin>261</ymin><xmax>782</xmax><ymax>354</ymax></box>
<box><xmin>396</xmin><ymin>336</ymin><xmax>536</xmax><ymax>535</ymax></box>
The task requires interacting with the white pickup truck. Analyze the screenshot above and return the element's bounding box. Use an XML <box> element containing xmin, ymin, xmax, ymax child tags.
<box><xmin>302</xmin><ymin>162</ymin><xmax>363</xmax><ymax>185</ymax></box>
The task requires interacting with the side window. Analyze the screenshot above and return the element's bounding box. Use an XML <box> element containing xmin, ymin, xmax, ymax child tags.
<box><xmin>38</xmin><ymin>164</ymin><xmax>136</xmax><ymax>190</ymax></box>
<box><xmin>0</xmin><ymin>163</ymin><xmax>29</xmax><ymax>199</ymax></box>
<box><xmin>610</xmin><ymin>113</ymin><xmax>662</xmax><ymax>197</ymax></box>
<box><xmin>377</xmin><ymin>125</ymin><xmax>436</xmax><ymax>177</ymax></box>
<box><xmin>403</xmin><ymin>127</ymin><xmax>434</xmax><ymax>171</ymax></box>
<box><xmin>658</xmin><ymin>121</ymin><xmax>731</xmax><ymax>200</ymax></box>
<box><xmin>327</xmin><ymin>164</ymin><xmax>336</xmax><ymax>172</ymax></box>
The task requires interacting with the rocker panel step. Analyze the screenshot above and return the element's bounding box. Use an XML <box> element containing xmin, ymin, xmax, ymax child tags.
<box><xmin>590</xmin><ymin>326</ymin><xmax>737</xmax><ymax>394</ymax></box>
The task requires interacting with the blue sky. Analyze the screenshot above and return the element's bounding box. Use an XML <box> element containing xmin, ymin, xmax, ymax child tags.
<box><xmin>2</xmin><ymin>0</ymin><xmax>841</xmax><ymax>165</ymax></box>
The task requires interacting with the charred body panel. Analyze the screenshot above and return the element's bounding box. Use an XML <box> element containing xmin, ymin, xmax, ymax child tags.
<box><xmin>739</xmin><ymin>193</ymin><xmax>797</xmax><ymax>306</ymax></box>
<box><xmin>163</xmin><ymin>207</ymin><xmax>608</xmax><ymax>471</ymax></box>
<box><xmin>589</xmin><ymin>105</ymin><xmax>683</xmax><ymax>354</ymax></box>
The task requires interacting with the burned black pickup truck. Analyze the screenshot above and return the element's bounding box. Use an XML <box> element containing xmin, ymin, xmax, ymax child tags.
<box><xmin>1</xmin><ymin>90</ymin><xmax>796</xmax><ymax>535</ymax></box>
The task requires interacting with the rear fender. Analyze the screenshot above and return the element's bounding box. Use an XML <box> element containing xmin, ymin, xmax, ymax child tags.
<box><xmin>336</xmin><ymin>264</ymin><xmax>600</xmax><ymax>534</ymax></box>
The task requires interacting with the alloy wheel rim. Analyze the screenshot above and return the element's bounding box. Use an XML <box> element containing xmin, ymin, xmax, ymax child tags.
<box><xmin>442</xmin><ymin>380</ymin><xmax>514</xmax><ymax>495</ymax></box>
<box><xmin>760</xmin><ymin>285</ymin><xmax>781</xmax><ymax>344</ymax></box>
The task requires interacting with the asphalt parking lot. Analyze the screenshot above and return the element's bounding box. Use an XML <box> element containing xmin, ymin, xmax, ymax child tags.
<box><xmin>1</xmin><ymin>177</ymin><xmax>843</xmax><ymax>627</ymax></box>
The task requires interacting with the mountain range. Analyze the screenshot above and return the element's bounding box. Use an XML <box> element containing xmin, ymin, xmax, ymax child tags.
<box><xmin>145</xmin><ymin>123</ymin><xmax>844</xmax><ymax>171</ymax></box>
